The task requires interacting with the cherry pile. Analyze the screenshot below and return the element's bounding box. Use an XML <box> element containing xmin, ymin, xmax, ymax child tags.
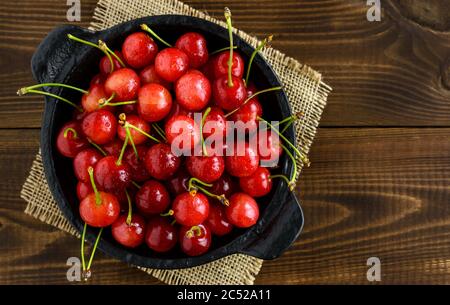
<box><xmin>19</xmin><ymin>8</ymin><xmax>307</xmax><ymax>278</ymax></box>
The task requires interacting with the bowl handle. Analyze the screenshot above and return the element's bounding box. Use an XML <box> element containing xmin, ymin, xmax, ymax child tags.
<box><xmin>238</xmin><ymin>192</ymin><xmax>304</xmax><ymax>260</ymax></box>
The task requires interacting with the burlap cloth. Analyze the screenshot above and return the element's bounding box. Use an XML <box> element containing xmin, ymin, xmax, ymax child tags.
<box><xmin>20</xmin><ymin>0</ymin><xmax>331</xmax><ymax>285</ymax></box>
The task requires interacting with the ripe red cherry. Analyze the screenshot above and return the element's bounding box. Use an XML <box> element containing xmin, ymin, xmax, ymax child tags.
<box><xmin>122</xmin><ymin>32</ymin><xmax>158</xmax><ymax>69</ymax></box>
<box><xmin>179</xmin><ymin>224</ymin><xmax>211</xmax><ymax>256</ymax></box>
<box><xmin>145</xmin><ymin>217</ymin><xmax>178</xmax><ymax>253</ymax></box>
<box><xmin>81</xmin><ymin>109</ymin><xmax>117</xmax><ymax>145</ymax></box>
<box><xmin>79</xmin><ymin>191</ymin><xmax>120</xmax><ymax>227</ymax></box>
<box><xmin>206</xmin><ymin>204</ymin><xmax>233</xmax><ymax>236</ymax></box>
<box><xmin>211</xmin><ymin>173</ymin><xmax>238</xmax><ymax>199</ymax></box>
<box><xmin>165</xmin><ymin>114</ymin><xmax>200</xmax><ymax>155</ymax></box>
<box><xmin>76</xmin><ymin>181</ymin><xmax>93</xmax><ymax>201</ymax></box>
<box><xmin>239</xmin><ymin>167</ymin><xmax>272</xmax><ymax>197</ymax></box>
<box><xmin>165</xmin><ymin>101</ymin><xmax>193</xmax><ymax>122</ymax></box>
<box><xmin>144</xmin><ymin>143</ymin><xmax>181</xmax><ymax>180</ymax></box>
<box><xmin>56</xmin><ymin>121</ymin><xmax>88</xmax><ymax>158</ymax></box>
<box><xmin>175</xmin><ymin>32</ymin><xmax>208</xmax><ymax>69</ymax></box>
<box><xmin>123</xmin><ymin>146</ymin><xmax>151</xmax><ymax>182</ymax></box>
<box><xmin>202</xmin><ymin>106</ymin><xmax>227</xmax><ymax>140</ymax></box>
<box><xmin>139</xmin><ymin>64</ymin><xmax>171</xmax><ymax>88</ymax></box>
<box><xmin>120</xmin><ymin>102</ymin><xmax>137</xmax><ymax>114</ymax></box>
<box><xmin>111</xmin><ymin>214</ymin><xmax>146</xmax><ymax>248</ymax></box>
<box><xmin>175</xmin><ymin>70</ymin><xmax>211</xmax><ymax>111</ymax></box>
<box><xmin>225</xmin><ymin>141</ymin><xmax>260</xmax><ymax>177</ymax></box>
<box><xmin>117</xmin><ymin>114</ymin><xmax>150</xmax><ymax>145</ymax></box>
<box><xmin>229</xmin><ymin>98</ymin><xmax>262</xmax><ymax>134</ymax></box>
<box><xmin>137</xmin><ymin>83</ymin><xmax>172</xmax><ymax>122</ymax></box>
<box><xmin>165</xmin><ymin>168</ymin><xmax>190</xmax><ymax>195</ymax></box>
<box><xmin>213</xmin><ymin>51</ymin><xmax>244</xmax><ymax>79</ymax></box>
<box><xmin>104</xmin><ymin>68</ymin><xmax>140</xmax><ymax>102</ymax></box>
<box><xmin>94</xmin><ymin>156</ymin><xmax>131</xmax><ymax>192</ymax></box>
<box><xmin>102</xmin><ymin>138</ymin><xmax>123</xmax><ymax>157</ymax></box>
<box><xmin>110</xmin><ymin>187</ymin><xmax>137</xmax><ymax>212</ymax></box>
<box><xmin>212</xmin><ymin>76</ymin><xmax>246</xmax><ymax>111</ymax></box>
<box><xmin>255</xmin><ymin>130</ymin><xmax>283</xmax><ymax>167</ymax></box>
<box><xmin>90</xmin><ymin>74</ymin><xmax>106</xmax><ymax>86</ymax></box>
<box><xmin>186</xmin><ymin>155</ymin><xmax>225</xmax><ymax>183</ymax></box>
<box><xmin>135</xmin><ymin>180</ymin><xmax>171</xmax><ymax>216</ymax></box>
<box><xmin>81</xmin><ymin>84</ymin><xmax>110</xmax><ymax>113</ymax></box>
<box><xmin>73</xmin><ymin>148</ymin><xmax>103</xmax><ymax>182</ymax></box>
<box><xmin>201</xmin><ymin>56</ymin><xmax>216</xmax><ymax>81</ymax></box>
<box><xmin>99</xmin><ymin>50</ymin><xmax>124</xmax><ymax>75</ymax></box>
<box><xmin>172</xmin><ymin>192</ymin><xmax>209</xmax><ymax>226</ymax></box>
<box><xmin>226</xmin><ymin>193</ymin><xmax>259</xmax><ymax>228</ymax></box>
<box><xmin>155</xmin><ymin>47</ymin><xmax>189</xmax><ymax>82</ymax></box>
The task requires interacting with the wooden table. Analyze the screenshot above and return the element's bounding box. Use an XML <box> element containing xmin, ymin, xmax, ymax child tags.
<box><xmin>1</xmin><ymin>0</ymin><xmax>449</xmax><ymax>284</ymax></box>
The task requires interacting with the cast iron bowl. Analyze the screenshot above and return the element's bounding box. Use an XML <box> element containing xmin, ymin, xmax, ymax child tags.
<box><xmin>32</xmin><ymin>15</ymin><xmax>304</xmax><ymax>269</ymax></box>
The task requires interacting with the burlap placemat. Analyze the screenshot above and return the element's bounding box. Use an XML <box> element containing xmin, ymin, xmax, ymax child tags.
<box><xmin>20</xmin><ymin>0</ymin><xmax>331</xmax><ymax>285</ymax></box>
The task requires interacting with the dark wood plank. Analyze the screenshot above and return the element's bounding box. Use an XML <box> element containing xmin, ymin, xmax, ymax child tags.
<box><xmin>2</xmin><ymin>128</ymin><xmax>450</xmax><ymax>284</ymax></box>
<box><xmin>1</xmin><ymin>0</ymin><xmax>449</xmax><ymax>128</ymax></box>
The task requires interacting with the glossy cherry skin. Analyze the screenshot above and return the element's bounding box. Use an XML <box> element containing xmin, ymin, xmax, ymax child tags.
<box><xmin>255</xmin><ymin>130</ymin><xmax>283</xmax><ymax>167</ymax></box>
<box><xmin>225</xmin><ymin>141</ymin><xmax>260</xmax><ymax>177</ymax></box>
<box><xmin>99</xmin><ymin>50</ymin><xmax>124</xmax><ymax>75</ymax></box>
<box><xmin>81</xmin><ymin>84</ymin><xmax>110</xmax><ymax>113</ymax></box>
<box><xmin>211</xmin><ymin>173</ymin><xmax>238</xmax><ymax>199</ymax></box>
<box><xmin>79</xmin><ymin>191</ymin><xmax>120</xmax><ymax>227</ymax></box>
<box><xmin>172</xmin><ymin>192</ymin><xmax>209</xmax><ymax>226</ymax></box>
<box><xmin>76</xmin><ymin>181</ymin><xmax>93</xmax><ymax>201</ymax></box>
<box><xmin>110</xmin><ymin>187</ymin><xmax>137</xmax><ymax>212</ymax></box>
<box><xmin>186</xmin><ymin>155</ymin><xmax>225</xmax><ymax>183</ymax></box>
<box><xmin>213</xmin><ymin>51</ymin><xmax>244</xmax><ymax>79</ymax></box>
<box><xmin>144</xmin><ymin>143</ymin><xmax>181</xmax><ymax>180</ymax></box>
<box><xmin>104</xmin><ymin>68</ymin><xmax>140</xmax><ymax>102</ymax></box>
<box><xmin>94</xmin><ymin>156</ymin><xmax>131</xmax><ymax>192</ymax></box>
<box><xmin>73</xmin><ymin>148</ymin><xmax>103</xmax><ymax>182</ymax></box>
<box><xmin>165</xmin><ymin>101</ymin><xmax>193</xmax><ymax>122</ymax></box>
<box><xmin>56</xmin><ymin>121</ymin><xmax>88</xmax><ymax>158</ymax></box>
<box><xmin>175</xmin><ymin>32</ymin><xmax>208</xmax><ymax>69</ymax></box>
<box><xmin>111</xmin><ymin>214</ymin><xmax>146</xmax><ymax>248</ymax></box>
<box><xmin>212</xmin><ymin>76</ymin><xmax>246</xmax><ymax>111</ymax></box>
<box><xmin>139</xmin><ymin>64</ymin><xmax>171</xmax><ymax>88</ymax></box>
<box><xmin>165</xmin><ymin>114</ymin><xmax>200</xmax><ymax>155</ymax></box>
<box><xmin>120</xmin><ymin>102</ymin><xmax>137</xmax><ymax>114</ymax></box>
<box><xmin>145</xmin><ymin>217</ymin><xmax>178</xmax><ymax>253</ymax></box>
<box><xmin>81</xmin><ymin>109</ymin><xmax>117</xmax><ymax>145</ymax></box>
<box><xmin>175</xmin><ymin>70</ymin><xmax>211</xmax><ymax>111</ymax></box>
<box><xmin>179</xmin><ymin>224</ymin><xmax>211</xmax><ymax>256</ymax></box>
<box><xmin>123</xmin><ymin>146</ymin><xmax>151</xmax><ymax>182</ymax></box>
<box><xmin>239</xmin><ymin>167</ymin><xmax>272</xmax><ymax>197</ymax></box>
<box><xmin>117</xmin><ymin>114</ymin><xmax>150</xmax><ymax>145</ymax></box>
<box><xmin>165</xmin><ymin>167</ymin><xmax>190</xmax><ymax>195</ymax></box>
<box><xmin>155</xmin><ymin>47</ymin><xmax>189</xmax><ymax>82</ymax></box>
<box><xmin>90</xmin><ymin>74</ymin><xmax>106</xmax><ymax>86</ymax></box>
<box><xmin>226</xmin><ymin>193</ymin><xmax>259</xmax><ymax>228</ymax></box>
<box><xmin>206</xmin><ymin>204</ymin><xmax>233</xmax><ymax>236</ymax></box>
<box><xmin>202</xmin><ymin>106</ymin><xmax>227</xmax><ymax>140</ymax></box>
<box><xmin>135</xmin><ymin>180</ymin><xmax>171</xmax><ymax>216</ymax></box>
<box><xmin>122</xmin><ymin>32</ymin><xmax>158</xmax><ymax>69</ymax></box>
<box><xmin>229</xmin><ymin>98</ymin><xmax>262</xmax><ymax>135</ymax></box>
<box><xmin>137</xmin><ymin>83</ymin><xmax>172</xmax><ymax>122</ymax></box>
<box><xmin>102</xmin><ymin>138</ymin><xmax>123</xmax><ymax>157</ymax></box>
<box><xmin>201</xmin><ymin>56</ymin><xmax>216</xmax><ymax>81</ymax></box>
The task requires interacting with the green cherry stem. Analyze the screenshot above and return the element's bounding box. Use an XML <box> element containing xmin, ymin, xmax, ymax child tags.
<box><xmin>86</xmin><ymin>227</ymin><xmax>104</xmax><ymax>273</ymax></box>
<box><xmin>279</xmin><ymin>143</ymin><xmax>297</xmax><ymax>191</ymax></box>
<box><xmin>210</xmin><ymin>45</ymin><xmax>237</xmax><ymax>55</ymax></box>
<box><xmin>188</xmin><ymin>178</ymin><xmax>229</xmax><ymax>206</ymax></box>
<box><xmin>200</xmin><ymin>107</ymin><xmax>211</xmax><ymax>156</ymax></box>
<box><xmin>188</xmin><ymin>177</ymin><xmax>213</xmax><ymax>191</ymax></box>
<box><xmin>81</xmin><ymin>223</ymin><xmax>87</xmax><ymax>271</ymax></box>
<box><xmin>151</xmin><ymin>123</ymin><xmax>167</xmax><ymax>142</ymax></box>
<box><xmin>125</xmin><ymin>189</ymin><xmax>132</xmax><ymax>225</ymax></box>
<box><xmin>119</xmin><ymin>113</ymin><xmax>160</xmax><ymax>144</ymax></box>
<box><xmin>160</xmin><ymin>210</ymin><xmax>174</xmax><ymax>217</ymax></box>
<box><xmin>140</xmin><ymin>24</ymin><xmax>172</xmax><ymax>47</ymax></box>
<box><xmin>68</xmin><ymin>34</ymin><xmax>114</xmax><ymax>73</ymax></box>
<box><xmin>125</xmin><ymin>125</ymin><xmax>139</xmax><ymax>159</ymax></box>
<box><xmin>185</xmin><ymin>225</ymin><xmax>202</xmax><ymax>238</ymax></box>
<box><xmin>224</xmin><ymin>7</ymin><xmax>234</xmax><ymax>88</ymax></box>
<box><xmin>257</xmin><ymin>116</ymin><xmax>302</xmax><ymax>157</ymax></box>
<box><xmin>63</xmin><ymin>127</ymin><xmax>78</xmax><ymax>139</ymax></box>
<box><xmin>116</xmin><ymin>134</ymin><xmax>129</xmax><ymax>166</ymax></box>
<box><xmin>88</xmin><ymin>166</ymin><xmax>102</xmax><ymax>205</ymax></box>
<box><xmin>245</xmin><ymin>35</ymin><xmax>273</xmax><ymax>85</ymax></box>
<box><xmin>18</xmin><ymin>88</ymin><xmax>83</xmax><ymax>112</ymax></box>
<box><xmin>102</xmin><ymin>100</ymin><xmax>137</xmax><ymax>107</ymax></box>
<box><xmin>19</xmin><ymin>83</ymin><xmax>88</xmax><ymax>94</ymax></box>
<box><xmin>269</xmin><ymin>174</ymin><xmax>295</xmax><ymax>191</ymax></box>
<box><xmin>131</xmin><ymin>180</ymin><xmax>141</xmax><ymax>189</ymax></box>
<box><xmin>99</xmin><ymin>40</ymin><xmax>126</xmax><ymax>68</ymax></box>
<box><xmin>87</xmin><ymin>138</ymin><xmax>107</xmax><ymax>156</ymax></box>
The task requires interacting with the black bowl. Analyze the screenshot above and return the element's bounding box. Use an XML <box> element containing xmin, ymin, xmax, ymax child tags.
<box><xmin>32</xmin><ymin>15</ymin><xmax>304</xmax><ymax>269</ymax></box>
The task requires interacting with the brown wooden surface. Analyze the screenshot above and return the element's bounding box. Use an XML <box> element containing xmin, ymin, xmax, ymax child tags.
<box><xmin>0</xmin><ymin>0</ymin><xmax>449</xmax><ymax>284</ymax></box>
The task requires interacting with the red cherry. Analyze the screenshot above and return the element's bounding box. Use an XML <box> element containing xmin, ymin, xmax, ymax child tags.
<box><xmin>111</xmin><ymin>214</ymin><xmax>146</xmax><ymax>248</ymax></box>
<box><xmin>120</xmin><ymin>102</ymin><xmax>137</xmax><ymax>114</ymax></box>
<box><xmin>225</xmin><ymin>141</ymin><xmax>259</xmax><ymax>177</ymax></box>
<box><xmin>165</xmin><ymin>167</ymin><xmax>190</xmax><ymax>195</ymax></box>
<box><xmin>137</xmin><ymin>83</ymin><xmax>172</xmax><ymax>122</ymax></box>
<box><xmin>123</xmin><ymin>146</ymin><xmax>151</xmax><ymax>182</ymax></box>
<box><xmin>76</xmin><ymin>181</ymin><xmax>93</xmax><ymax>201</ymax></box>
<box><xmin>206</xmin><ymin>204</ymin><xmax>233</xmax><ymax>236</ymax></box>
<box><xmin>117</xmin><ymin>114</ymin><xmax>150</xmax><ymax>145</ymax></box>
<box><xmin>56</xmin><ymin>121</ymin><xmax>88</xmax><ymax>158</ymax></box>
<box><xmin>201</xmin><ymin>56</ymin><xmax>216</xmax><ymax>81</ymax></box>
<box><xmin>210</xmin><ymin>173</ymin><xmax>238</xmax><ymax>199</ymax></box>
<box><xmin>144</xmin><ymin>143</ymin><xmax>181</xmax><ymax>180</ymax></box>
<box><xmin>212</xmin><ymin>76</ymin><xmax>246</xmax><ymax>111</ymax></box>
<box><xmin>226</xmin><ymin>193</ymin><xmax>259</xmax><ymax>228</ymax></box>
<box><xmin>110</xmin><ymin>187</ymin><xmax>137</xmax><ymax>212</ymax></box>
<box><xmin>81</xmin><ymin>84</ymin><xmax>110</xmax><ymax>113</ymax></box>
<box><xmin>139</xmin><ymin>64</ymin><xmax>171</xmax><ymax>88</ymax></box>
<box><xmin>104</xmin><ymin>68</ymin><xmax>140</xmax><ymax>102</ymax></box>
<box><xmin>145</xmin><ymin>217</ymin><xmax>178</xmax><ymax>252</ymax></box>
<box><xmin>229</xmin><ymin>98</ymin><xmax>262</xmax><ymax>134</ymax></box>
<box><xmin>239</xmin><ymin>167</ymin><xmax>272</xmax><ymax>197</ymax></box>
<box><xmin>94</xmin><ymin>156</ymin><xmax>131</xmax><ymax>192</ymax></box>
<box><xmin>102</xmin><ymin>138</ymin><xmax>123</xmax><ymax>157</ymax></box>
<box><xmin>255</xmin><ymin>130</ymin><xmax>283</xmax><ymax>167</ymax></box>
<box><xmin>175</xmin><ymin>70</ymin><xmax>211</xmax><ymax>111</ymax></box>
<box><xmin>79</xmin><ymin>191</ymin><xmax>120</xmax><ymax>227</ymax></box>
<box><xmin>155</xmin><ymin>47</ymin><xmax>189</xmax><ymax>82</ymax></box>
<box><xmin>202</xmin><ymin>106</ymin><xmax>226</xmax><ymax>140</ymax></box>
<box><xmin>81</xmin><ymin>109</ymin><xmax>117</xmax><ymax>145</ymax></box>
<box><xmin>90</xmin><ymin>74</ymin><xmax>106</xmax><ymax>86</ymax></box>
<box><xmin>135</xmin><ymin>180</ymin><xmax>171</xmax><ymax>216</ymax></box>
<box><xmin>186</xmin><ymin>155</ymin><xmax>224</xmax><ymax>183</ymax></box>
<box><xmin>213</xmin><ymin>51</ymin><xmax>244</xmax><ymax>79</ymax></box>
<box><xmin>172</xmin><ymin>192</ymin><xmax>209</xmax><ymax>226</ymax></box>
<box><xmin>165</xmin><ymin>115</ymin><xmax>200</xmax><ymax>154</ymax></box>
<box><xmin>73</xmin><ymin>148</ymin><xmax>103</xmax><ymax>183</ymax></box>
<box><xmin>99</xmin><ymin>50</ymin><xmax>124</xmax><ymax>75</ymax></box>
<box><xmin>175</xmin><ymin>32</ymin><xmax>208</xmax><ymax>69</ymax></box>
<box><xmin>122</xmin><ymin>32</ymin><xmax>158</xmax><ymax>69</ymax></box>
<box><xmin>179</xmin><ymin>224</ymin><xmax>211</xmax><ymax>256</ymax></box>
<box><xmin>165</xmin><ymin>101</ymin><xmax>193</xmax><ymax>122</ymax></box>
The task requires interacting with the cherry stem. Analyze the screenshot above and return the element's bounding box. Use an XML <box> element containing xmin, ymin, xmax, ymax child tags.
<box><xmin>81</xmin><ymin>223</ymin><xmax>87</xmax><ymax>271</ymax></box>
<box><xmin>224</xmin><ymin>7</ymin><xmax>234</xmax><ymax>88</ymax></box>
<box><xmin>269</xmin><ymin>174</ymin><xmax>295</xmax><ymax>192</ymax></box>
<box><xmin>102</xmin><ymin>100</ymin><xmax>137</xmax><ymax>107</ymax></box>
<box><xmin>125</xmin><ymin>189</ymin><xmax>132</xmax><ymax>226</ymax></box>
<box><xmin>125</xmin><ymin>125</ymin><xmax>139</xmax><ymax>159</ymax></box>
<box><xmin>170</xmin><ymin>219</ymin><xmax>177</xmax><ymax>226</ymax></box>
<box><xmin>280</xmin><ymin>142</ymin><xmax>298</xmax><ymax>189</ymax></box>
<box><xmin>119</xmin><ymin>113</ymin><xmax>161</xmax><ymax>144</ymax></box>
<box><xmin>224</xmin><ymin>86</ymin><xmax>282</xmax><ymax>118</ymax></box>
<box><xmin>86</xmin><ymin>227</ymin><xmax>103</xmax><ymax>273</ymax></box>
<box><xmin>186</xmin><ymin>226</ymin><xmax>202</xmax><ymax>238</ymax></box>
<box><xmin>63</xmin><ymin>127</ymin><xmax>78</xmax><ymax>139</ymax></box>
<box><xmin>140</xmin><ymin>24</ymin><xmax>172</xmax><ymax>47</ymax></box>
<box><xmin>87</xmin><ymin>138</ymin><xmax>107</xmax><ymax>156</ymax></box>
<box><xmin>200</xmin><ymin>107</ymin><xmax>211</xmax><ymax>156</ymax></box>
<box><xmin>68</xmin><ymin>34</ymin><xmax>114</xmax><ymax>74</ymax></box>
<box><xmin>160</xmin><ymin>210</ymin><xmax>174</xmax><ymax>217</ymax></box>
<box><xmin>257</xmin><ymin>116</ymin><xmax>301</xmax><ymax>157</ymax></box>
<box><xmin>87</xmin><ymin>167</ymin><xmax>101</xmax><ymax>205</ymax></box>
<box><xmin>98</xmin><ymin>93</ymin><xmax>115</xmax><ymax>108</ymax></box>
<box><xmin>245</xmin><ymin>35</ymin><xmax>273</xmax><ymax>85</ymax></box>
<box><xmin>116</xmin><ymin>134</ymin><xmax>129</xmax><ymax>166</ymax></box>
<box><xmin>18</xmin><ymin>88</ymin><xmax>83</xmax><ymax>112</ymax></box>
<box><xmin>210</xmin><ymin>45</ymin><xmax>237</xmax><ymax>55</ymax></box>
<box><xmin>99</xmin><ymin>41</ymin><xmax>126</xmax><ymax>68</ymax></box>
<box><xmin>151</xmin><ymin>123</ymin><xmax>167</xmax><ymax>142</ymax></box>
<box><xmin>188</xmin><ymin>178</ymin><xmax>229</xmax><ymax>206</ymax></box>
<box><xmin>188</xmin><ymin>177</ymin><xmax>213</xmax><ymax>191</ymax></box>
<box><xmin>131</xmin><ymin>180</ymin><xmax>141</xmax><ymax>189</ymax></box>
<box><xmin>19</xmin><ymin>83</ymin><xmax>88</xmax><ymax>94</ymax></box>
